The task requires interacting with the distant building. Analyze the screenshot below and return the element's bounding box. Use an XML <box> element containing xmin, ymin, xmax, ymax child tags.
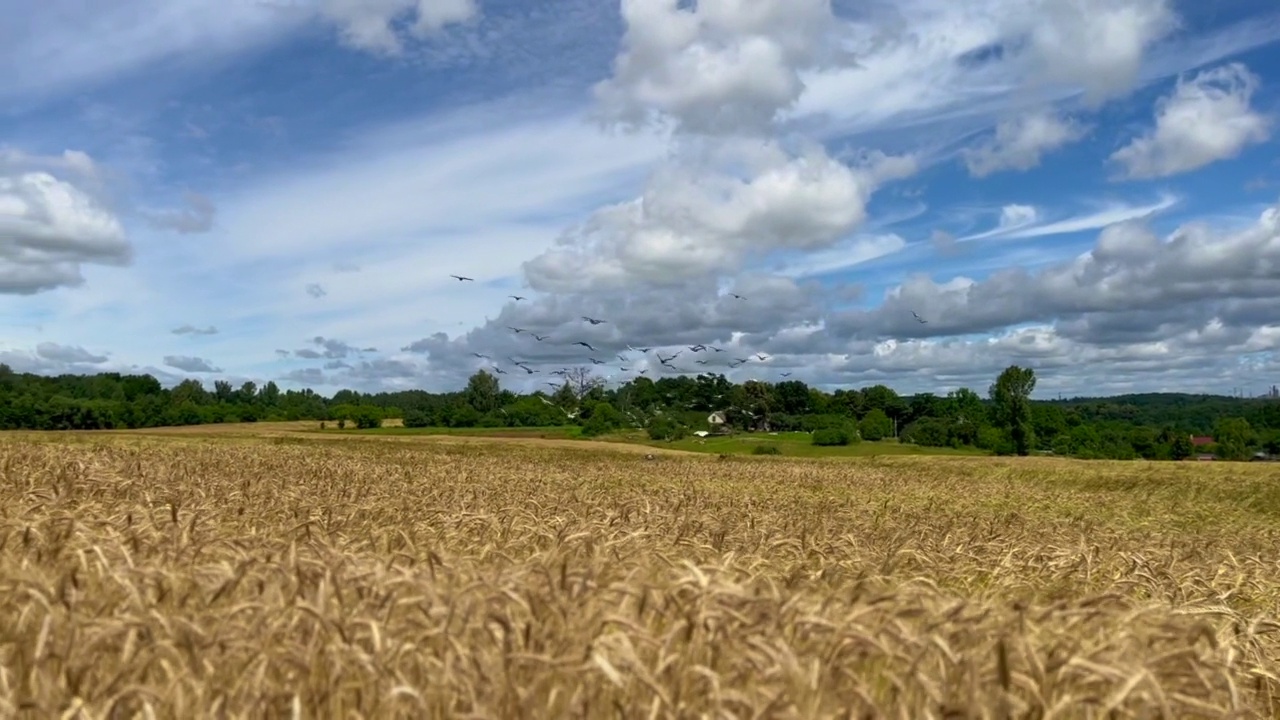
<box><xmin>1190</xmin><ymin>435</ymin><xmax>1214</xmax><ymax>447</ymax></box>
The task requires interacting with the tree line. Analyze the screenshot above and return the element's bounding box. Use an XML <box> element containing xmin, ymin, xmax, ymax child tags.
<box><xmin>1</xmin><ymin>362</ymin><xmax>1278</xmax><ymax>461</ymax></box>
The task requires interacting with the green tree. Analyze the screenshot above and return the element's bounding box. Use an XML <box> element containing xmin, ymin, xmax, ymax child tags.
<box><xmin>581</xmin><ymin>401</ymin><xmax>624</xmax><ymax>436</ymax></box>
<box><xmin>989</xmin><ymin>365</ymin><xmax>1036</xmax><ymax>456</ymax></box>
<box><xmin>1213</xmin><ymin>417</ymin><xmax>1254</xmax><ymax>461</ymax></box>
<box><xmin>464</xmin><ymin>370</ymin><xmax>501</xmax><ymax>413</ymax></box>
<box><xmin>1170</xmin><ymin>433</ymin><xmax>1193</xmax><ymax>460</ymax></box>
<box><xmin>858</xmin><ymin>408</ymin><xmax>893</xmax><ymax>441</ymax></box>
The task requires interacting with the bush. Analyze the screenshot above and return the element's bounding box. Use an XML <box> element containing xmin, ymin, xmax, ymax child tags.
<box><xmin>752</xmin><ymin>444</ymin><xmax>782</xmax><ymax>455</ymax></box>
<box><xmin>812</xmin><ymin>427</ymin><xmax>852</xmax><ymax>446</ymax></box>
<box><xmin>351</xmin><ymin>406</ymin><xmax>383</xmax><ymax>429</ymax></box>
<box><xmin>582</xmin><ymin>401</ymin><xmax>625</xmax><ymax>437</ymax></box>
<box><xmin>859</xmin><ymin>409</ymin><xmax>893</xmax><ymax>441</ymax></box>
<box><xmin>402</xmin><ymin>410</ymin><xmax>433</xmax><ymax>428</ymax></box>
<box><xmin>647</xmin><ymin>416</ymin><xmax>688</xmax><ymax>442</ymax></box>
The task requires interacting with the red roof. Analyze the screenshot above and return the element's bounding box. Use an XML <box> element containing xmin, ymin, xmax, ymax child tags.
<box><xmin>1190</xmin><ymin>435</ymin><xmax>1215</xmax><ymax>446</ymax></box>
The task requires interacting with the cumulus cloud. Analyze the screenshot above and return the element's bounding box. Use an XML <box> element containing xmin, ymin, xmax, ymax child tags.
<box><xmin>0</xmin><ymin>158</ymin><xmax>132</xmax><ymax>294</ymax></box>
<box><xmin>1109</xmin><ymin>63</ymin><xmax>1271</xmax><ymax>180</ymax></box>
<box><xmin>593</xmin><ymin>0</ymin><xmax>851</xmax><ymax>136</ymax></box>
<box><xmin>829</xmin><ymin>201</ymin><xmax>1280</xmax><ymax>342</ymax></box>
<box><xmin>163</xmin><ymin>355</ymin><xmax>222</xmax><ymax>373</ymax></box>
<box><xmin>1012</xmin><ymin>0</ymin><xmax>1181</xmax><ymax>107</ymax></box>
<box><xmin>171</xmin><ymin>324</ymin><xmax>218</xmax><ymax>336</ymax></box>
<box><xmin>319</xmin><ymin>0</ymin><xmax>478</xmax><ymax>56</ymax></box>
<box><xmin>524</xmin><ymin>142</ymin><xmax>916</xmax><ymax>292</ymax></box>
<box><xmin>36</xmin><ymin>342</ymin><xmax>108</xmax><ymax>364</ymax></box>
<box><xmin>293</xmin><ymin>336</ymin><xmax>358</xmax><ymax>360</ymax></box>
<box><xmin>144</xmin><ymin>192</ymin><xmax>216</xmax><ymax>234</ymax></box>
<box><xmin>962</xmin><ymin>111</ymin><xmax>1088</xmax><ymax>177</ymax></box>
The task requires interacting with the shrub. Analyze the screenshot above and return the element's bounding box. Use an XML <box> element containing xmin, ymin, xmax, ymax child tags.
<box><xmin>812</xmin><ymin>427</ymin><xmax>852</xmax><ymax>446</ymax></box>
<box><xmin>647</xmin><ymin>416</ymin><xmax>688</xmax><ymax>442</ymax></box>
<box><xmin>402</xmin><ymin>410</ymin><xmax>432</xmax><ymax>428</ymax></box>
<box><xmin>859</xmin><ymin>409</ymin><xmax>893</xmax><ymax>441</ymax></box>
<box><xmin>752</xmin><ymin>444</ymin><xmax>782</xmax><ymax>455</ymax></box>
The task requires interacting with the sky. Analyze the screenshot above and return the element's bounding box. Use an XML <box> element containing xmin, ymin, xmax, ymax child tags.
<box><xmin>1</xmin><ymin>0</ymin><xmax>1279</xmax><ymax>399</ymax></box>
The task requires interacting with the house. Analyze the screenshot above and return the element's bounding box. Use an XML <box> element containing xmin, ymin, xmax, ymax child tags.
<box><xmin>706</xmin><ymin>410</ymin><xmax>733</xmax><ymax>435</ymax></box>
<box><xmin>1190</xmin><ymin>435</ymin><xmax>1214</xmax><ymax>447</ymax></box>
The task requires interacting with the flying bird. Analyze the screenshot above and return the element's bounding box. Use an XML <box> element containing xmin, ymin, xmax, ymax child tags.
<box><xmin>509</xmin><ymin>295</ymin><xmax>526</xmax><ymax>301</ymax></box>
<box><xmin>545</xmin><ymin>382</ymin><xmax>559</xmax><ymax>389</ymax></box>
<box><xmin>912</xmin><ymin>311</ymin><xmax>928</xmax><ymax>324</ymax></box>
<box><xmin>493</xmin><ymin>366</ymin><xmax>507</xmax><ymax>374</ymax></box>
<box><xmin>637</xmin><ymin>369</ymin><xmax>648</xmax><ymax>375</ymax></box>
<box><xmin>688</xmin><ymin>344</ymin><xmax>705</xmax><ymax>352</ymax></box>
<box><xmin>589</xmin><ymin>358</ymin><xmax>606</xmax><ymax>365</ymax></box>
<box><xmin>450</xmin><ymin>275</ymin><xmax>474</xmax><ymax>282</ymax></box>
<box><xmin>780</xmin><ymin>372</ymin><xmax>793</xmax><ymax>377</ymax></box>
<box><xmin>573</xmin><ymin>341</ymin><xmax>597</xmax><ymax>351</ymax></box>
<box><xmin>617</xmin><ymin>354</ymin><xmax>627</xmax><ymax>362</ymax></box>
<box><xmin>532</xmin><ymin>334</ymin><xmax>549</xmax><ymax>341</ymax></box>
<box><xmin>582</xmin><ymin>316</ymin><xmax>606</xmax><ymax>325</ymax></box>
<box><xmin>709</xmin><ymin>346</ymin><xmax>724</xmax><ymax>352</ymax></box>
<box><xmin>620</xmin><ymin>366</ymin><xmax>630</xmax><ymax>371</ymax></box>
<box><xmin>628</xmin><ymin>345</ymin><xmax>651</xmax><ymax>353</ymax></box>
<box><xmin>756</xmin><ymin>353</ymin><xmax>769</xmax><ymax>361</ymax></box>
<box><xmin>696</xmin><ymin>360</ymin><xmax>709</xmax><ymax>365</ymax></box>
<box><xmin>729</xmin><ymin>293</ymin><xmax>745</xmax><ymax>300</ymax></box>
<box><xmin>508</xmin><ymin>326</ymin><xmax>526</xmax><ymax>334</ymax></box>
<box><xmin>472</xmin><ymin>352</ymin><xmax>490</xmax><ymax>360</ymax></box>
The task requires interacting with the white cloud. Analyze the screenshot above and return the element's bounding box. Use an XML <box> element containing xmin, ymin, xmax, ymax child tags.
<box><xmin>962</xmin><ymin>111</ymin><xmax>1088</xmax><ymax>177</ymax></box>
<box><xmin>0</xmin><ymin>164</ymin><xmax>132</xmax><ymax>294</ymax></box>
<box><xmin>1110</xmin><ymin>63</ymin><xmax>1272</xmax><ymax>179</ymax></box>
<box><xmin>0</xmin><ymin>0</ymin><xmax>305</xmax><ymax>102</ymax></box>
<box><xmin>36</xmin><ymin>342</ymin><xmax>108</xmax><ymax>364</ymax></box>
<box><xmin>171</xmin><ymin>324</ymin><xmax>218</xmax><ymax>336</ymax></box>
<box><xmin>593</xmin><ymin>0</ymin><xmax>850</xmax><ymax>136</ymax></box>
<box><xmin>831</xmin><ymin>201</ymin><xmax>1280</xmax><ymax>341</ymax></box>
<box><xmin>998</xmin><ymin>204</ymin><xmax>1039</xmax><ymax>229</ymax></box>
<box><xmin>1013</xmin><ymin>0</ymin><xmax>1180</xmax><ymax>107</ymax></box>
<box><xmin>776</xmin><ymin>234</ymin><xmax>908</xmax><ymax>279</ymax></box>
<box><xmin>319</xmin><ymin>0</ymin><xmax>478</xmax><ymax>55</ymax></box>
<box><xmin>163</xmin><ymin>354</ymin><xmax>222</xmax><ymax>373</ymax></box>
<box><xmin>143</xmin><ymin>192</ymin><xmax>216</xmax><ymax>234</ymax></box>
<box><xmin>524</xmin><ymin>142</ymin><xmax>916</xmax><ymax>291</ymax></box>
<box><xmin>956</xmin><ymin>195</ymin><xmax>1178</xmax><ymax>242</ymax></box>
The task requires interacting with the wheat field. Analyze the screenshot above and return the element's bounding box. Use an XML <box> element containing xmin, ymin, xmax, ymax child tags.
<box><xmin>1</xmin><ymin>433</ymin><xmax>1278</xmax><ymax>719</ymax></box>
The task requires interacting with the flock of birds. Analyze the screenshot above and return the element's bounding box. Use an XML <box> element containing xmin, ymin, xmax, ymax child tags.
<box><xmin>447</xmin><ymin>273</ymin><xmax>928</xmax><ymax>387</ymax></box>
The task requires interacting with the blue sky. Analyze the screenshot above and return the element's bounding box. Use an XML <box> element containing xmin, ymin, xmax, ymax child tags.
<box><xmin>2</xmin><ymin>0</ymin><xmax>1279</xmax><ymax>399</ymax></box>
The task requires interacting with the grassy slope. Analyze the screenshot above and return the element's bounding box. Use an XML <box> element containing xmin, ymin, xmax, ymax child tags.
<box><xmin>307</xmin><ymin>424</ymin><xmax>985</xmax><ymax>457</ymax></box>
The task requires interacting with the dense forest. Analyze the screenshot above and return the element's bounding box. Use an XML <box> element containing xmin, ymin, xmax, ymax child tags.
<box><xmin>2</xmin><ymin>362</ymin><xmax>1278</xmax><ymax>461</ymax></box>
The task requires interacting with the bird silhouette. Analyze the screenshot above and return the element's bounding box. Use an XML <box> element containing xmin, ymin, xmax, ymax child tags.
<box><xmin>450</xmin><ymin>275</ymin><xmax>474</xmax><ymax>282</ymax></box>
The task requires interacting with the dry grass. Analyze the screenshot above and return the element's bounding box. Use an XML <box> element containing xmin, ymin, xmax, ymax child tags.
<box><xmin>1</xmin><ymin>434</ymin><xmax>1278</xmax><ymax>719</ymax></box>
